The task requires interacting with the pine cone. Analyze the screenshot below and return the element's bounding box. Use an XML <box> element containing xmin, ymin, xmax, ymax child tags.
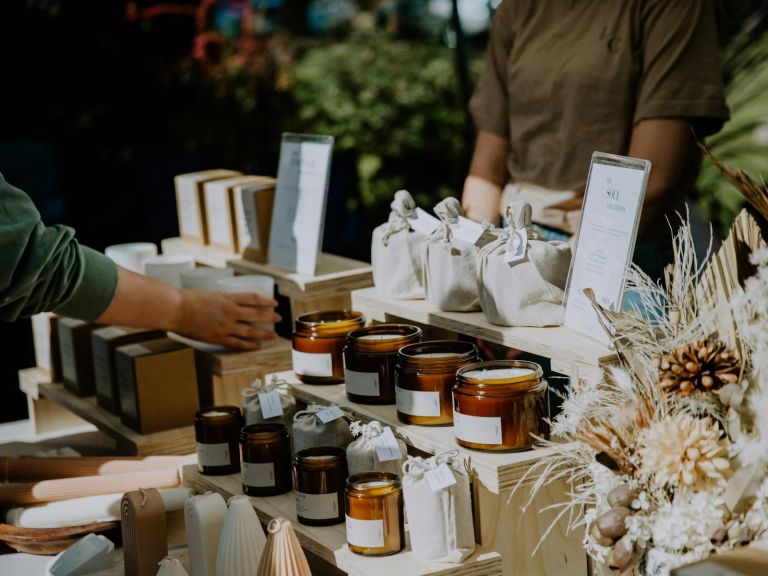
<box><xmin>657</xmin><ymin>339</ymin><xmax>739</xmax><ymax>395</ymax></box>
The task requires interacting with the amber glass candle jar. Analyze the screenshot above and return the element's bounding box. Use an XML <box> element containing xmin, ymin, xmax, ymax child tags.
<box><xmin>240</xmin><ymin>423</ymin><xmax>292</xmax><ymax>496</ymax></box>
<box><xmin>453</xmin><ymin>360</ymin><xmax>548</xmax><ymax>452</ymax></box>
<box><xmin>343</xmin><ymin>324</ymin><xmax>421</xmax><ymax>405</ymax></box>
<box><xmin>293</xmin><ymin>311</ymin><xmax>365</xmax><ymax>384</ymax></box>
<box><xmin>195</xmin><ymin>406</ymin><xmax>243</xmax><ymax>475</ymax></box>
<box><xmin>293</xmin><ymin>447</ymin><xmax>348</xmax><ymax>526</ymax></box>
<box><xmin>345</xmin><ymin>472</ymin><xmax>404</xmax><ymax>556</ymax></box>
<box><xmin>395</xmin><ymin>340</ymin><xmax>479</xmax><ymax>426</ymax></box>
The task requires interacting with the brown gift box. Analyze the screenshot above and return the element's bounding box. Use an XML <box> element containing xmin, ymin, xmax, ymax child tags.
<box><xmin>58</xmin><ymin>318</ymin><xmax>102</xmax><ymax>396</ymax></box>
<box><xmin>92</xmin><ymin>326</ymin><xmax>165</xmax><ymax>414</ymax></box>
<box><xmin>174</xmin><ymin>169</ymin><xmax>242</xmax><ymax>245</ymax></box>
<box><xmin>116</xmin><ymin>338</ymin><xmax>199</xmax><ymax>434</ymax></box>
<box><xmin>671</xmin><ymin>547</ymin><xmax>768</xmax><ymax>576</ymax></box>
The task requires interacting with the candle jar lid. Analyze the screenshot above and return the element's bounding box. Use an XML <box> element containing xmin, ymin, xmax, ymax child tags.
<box><xmin>346</xmin><ymin>324</ymin><xmax>421</xmax><ymax>353</ymax></box>
<box><xmin>397</xmin><ymin>340</ymin><xmax>479</xmax><ymax>374</ymax></box>
<box><xmin>195</xmin><ymin>406</ymin><xmax>242</xmax><ymax>425</ymax></box>
<box><xmin>295</xmin><ymin>446</ymin><xmax>347</xmax><ymax>470</ymax></box>
<box><xmin>456</xmin><ymin>360</ymin><xmax>545</xmax><ymax>396</ymax></box>
<box><xmin>295</xmin><ymin>311</ymin><xmax>365</xmax><ymax>338</ymax></box>
<box><xmin>240</xmin><ymin>423</ymin><xmax>289</xmax><ymax>445</ymax></box>
<box><xmin>346</xmin><ymin>472</ymin><xmax>401</xmax><ymax>497</ymax></box>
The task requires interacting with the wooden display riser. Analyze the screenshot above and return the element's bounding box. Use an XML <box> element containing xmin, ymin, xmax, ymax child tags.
<box><xmin>35</xmin><ymin>381</ymin><xmax>195</xmax><ymax>456</ymax></box>
<box><xmin>18</xmin><ymin>368</ymin><xmax>89</xmax><ymax>436</ymax></box>
<box><xmin>229</xmin><ymin>253</ymin><xmax>373</xmax><ymax>321</ymax></box>
<box><xmin>351</xmin><ymin>287</ymin><xmax>615</xmax><ymax>383</ymax></box>
<box><xmin>160</xmin><ymin>236</ymin><xmax>238</xmax><ymax>268</ymax></box>
<box><xmin>183</xmin><ymin>466</ymin><xmax>502</xmax><ymax>576</ymax></box>
<box><xmin>278</xmin><ymin>372</ymin><xmax>587</xmax><ymax>576</ymax></box>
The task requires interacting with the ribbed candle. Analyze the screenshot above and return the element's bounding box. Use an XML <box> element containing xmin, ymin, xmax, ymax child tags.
<box><xmin>156</xmin><ymin>556</ymin><xmax>190</xmax><ymax>576</ymax></box>
<box><xmin>0</xmin><ymin>468</ymin><xmax>181</xmax><ymax>506</ymax></box>
<box><xmin>122</xmin><ymin>488</ymin><xmax>168</xmax><ymax>576</ymax></box>
<box><xmin>256</xmin><ymin>518</ymin><xmax>311</xmax><ymax>576</ymax></box>
<box><xmin>184</xmin><ymin>492</ymin><xmax>227</xmax><ymax>576</ymax></box>
<box><xmin>216</xmin><ymin>495</ymin><xmax>266</xmax><ymax>576</ymax></box>
<box><xmin>0</xmin><ymin>456</ymin><xmax>194</xmax><ymax>482</ymax></box>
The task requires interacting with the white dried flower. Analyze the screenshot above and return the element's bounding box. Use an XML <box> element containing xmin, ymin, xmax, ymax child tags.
<box><xmin>650</xmin><ymin>490</ymin><xmax>726</xmax><ymax>554</ymax></box>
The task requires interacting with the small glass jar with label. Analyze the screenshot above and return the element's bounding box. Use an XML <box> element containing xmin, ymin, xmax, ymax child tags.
<box><xmin>453</xmin><ymin>360</ymin><xmax>548</xmax><ymax>452</ymax></box>
<box><xmin>240</xmin><ymin>423</ymin><xmax>292</xmax><ymax>496</ymax></box>
<box><xmin>293</xmin><ymin>446</ymin><xmax>348</xmax><ymax>526</ymax></box>
<box><xmin>343</xmin><ymin>324</ymin><xmax>422</xmax><ymax>405</ymax></box>
<box><xmin>293</xmin><ymin>311</ymin><xmax>365</xmax><ymax>384</ymax></box>
<box><xmin>195</xmin><ymin>406</ymin><xmax>243</xmax><ymax>475</ymax></box>
<box><xmin>395</xmin><ymin>340</ymin><xmax>479</xmax><ymax>426</ymax></box>
<box><xmin>345</xmin><ymin>472</ymin><xmax>404</xmax><ymax>556</ymax></box>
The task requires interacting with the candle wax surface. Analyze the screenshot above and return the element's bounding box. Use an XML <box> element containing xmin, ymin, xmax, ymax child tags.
<box><xmin>201</xmin><ymin>410</ymin><xmax>233</xmax><ymax>417</ymax></box>
<box><xmin>302</xmin><ymin>455</ymin><xmax>337</xmax><ymax>462</ymax></box>
<box><xmin>357</xmin><ymin>334</ymin><xmax>403</xmax><ymax>341</ymax></box>
<box><xmin>415</xmin><ymin>352</ymin><xmax>460</xmax><ymax>358</ymax></box>
<box><xmin>463</xmin><ymin>368</ymin><xmax>535</xmax><ymax>380</ymax></box>
<box><xmin>354</xmin><ymin>480</ymin><xmax>394</xmax><ymax>489</ymax></box>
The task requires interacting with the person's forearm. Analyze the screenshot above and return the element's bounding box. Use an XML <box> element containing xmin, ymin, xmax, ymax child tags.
<box><xmin>462</xmin><ymin>176</ymin><xmax>503</xmax><ymax>224</ymax></box>
<box><xmin>462</xmin><ymin>131</ymin><xmax>510</xmax><ymax>224</ymax></box>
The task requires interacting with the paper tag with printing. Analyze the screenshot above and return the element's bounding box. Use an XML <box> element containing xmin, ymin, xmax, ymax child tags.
<box><xmin>371</xmin><ymin>427</ymin><xmax>401</xmax><ymax>462</ymax></box>
<box><xmin>504</xmin><ymin>229</ymin><xmax>528</xmax><ymax>263</ymax></box>
<box><xmin>408</xmin><ymin>208</ymin><xmax>441</xmax><ymax>235</ymax></box>
<box><xmin>316</xmin><ymin>405</ymin><xmax>345</xmax><ymax>424</ymax></box>
<box><xmin>425</xmin><ymin>463</ymin><xmax>458</xmax><ymax>492</ymax></box>
<box><xmin>451</xmin><ymin>216</ymin><xmax>486</xmax><ymax>245</ymax></box>
<box><xmin>258</xmin><ymin>391</ymin><xmax>284</xmax><ymax>419</ymax></box>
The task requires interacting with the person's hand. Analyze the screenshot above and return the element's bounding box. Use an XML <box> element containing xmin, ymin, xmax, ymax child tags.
<box><xmin>174</xmin><ymin>289</ymin><xmax>281</xmax><ymax>350</ymax></box>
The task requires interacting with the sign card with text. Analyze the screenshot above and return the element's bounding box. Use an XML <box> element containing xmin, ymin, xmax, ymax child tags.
<box><xmin>564</xmin><ymin>152</ymin><xmax>650</xmax><ymax>345</ymax></box>
<box><xmin>268</xmin><ymin>133</ymin><xmax>334</xmax><ymax>276</ymax></box>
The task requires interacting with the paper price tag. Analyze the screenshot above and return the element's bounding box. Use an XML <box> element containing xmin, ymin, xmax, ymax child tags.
<box><xmin>316</xmin><ymin>405</ymin><xmax>345</xmax><ymax>424</ymax></box>
<box><xmin>258</xmin><ymin>391</ymin><xmax>284</xmax><ymax>419</ymax></box>
<box><xmin>451</xmin><ymin>216</ymin><xmax>486</xmax><ymax>245</ymax></box>
<box><xmin>371</xmin><ymin>427</ymin><xmax>401</xmax><ymax>462</ymax></box>
<box><xmin>408</xmin><ymin>207</ymin><xmax>441</xmax><ymax>235</ymax></box>
<box><xmin>425</xmin><ymin>463</ymin><xmax>458</xmax><ymax>492</ymax></box>
<box><xmin>503</xmin><ymin>229</ymin><xmax>528</xmax><ymax>263</ymax></box>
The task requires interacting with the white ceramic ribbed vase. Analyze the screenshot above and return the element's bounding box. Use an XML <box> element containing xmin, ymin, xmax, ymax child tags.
<box><xmin>216</xmin><ymin>495</ymin><xmax>267</xmax><ymax>576</ymax></box>
<box><xmin>156</xmin><ymin>556</ymin><xmax>190</xmax><ymax>576</ymax></box>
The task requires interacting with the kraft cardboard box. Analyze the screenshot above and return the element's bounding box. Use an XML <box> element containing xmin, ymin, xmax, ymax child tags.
<box><xmin>174</xmin><ymin>169</ymin><xmax>241</xmax><ymax>245</ymax></box>
<box><xmin>239</xmin><ymin>177</ymin><xmax>276</xmax><ymax>263</ymax></box>
<box><xmin>31</xmin><ymin>312</ymin><xmax>62</xmax><ymax>381</ymax></box>
<box><xmin>204</xmin><ymin>175</ymin><xmax>276</xmax><ymax>255</ymax></box>
<box><xmin>671</xmin><ymin>547</ymin><xmax>768</xmax><ymax>575</ymax></box>
<box><xmin>116</xmin><ymin>338</ymin><xmax>199</xmax><ymax>434</ymax></box>
<box><xmin>92</xmin><ymin>326</ymin><xmax>166</xmax><ymax>414</ymax></box>
<box><xmin>58</xmin><ymin>318</ymin><xmax>102</xmax><ymax>396</ymax></box>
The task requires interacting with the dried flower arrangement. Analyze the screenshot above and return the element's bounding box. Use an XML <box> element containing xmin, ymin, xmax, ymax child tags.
<box><xmin>520</xmin><ymin>162</ymin><xmax>768</xmax><ymax>575</ymax></box>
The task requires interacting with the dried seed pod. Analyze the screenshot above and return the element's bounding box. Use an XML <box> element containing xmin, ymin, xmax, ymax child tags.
<box><xmin>607</xmin><ymin>484</ymin><xmax>638</xmax><ymax>509</ymax></box>
<box><xmin>608</xmin><ymin>537</ymin><xmax>634</xmax><ymax>571</ymax></box>
<box><xmin>590</xmin><ymin>521</ymin><xmax>614</xmax><ymax>547</ymax></box>
<box><xmin>718</xmin><ymin>383</ymin><xmax>743</xmax><ymax>408</ymax></box>
<box><xmin>596</xmin><ymin>507</ymin><xmax>630</xmax><ymax>540</ymax></box>
<box><xmin>710</xmin><ymin>528</ymin><xmax>727</xmax><ymax>544</ymax></box>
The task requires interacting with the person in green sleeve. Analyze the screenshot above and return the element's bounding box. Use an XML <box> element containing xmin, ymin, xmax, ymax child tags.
<box><xmin>0</xmin><ymin>174</ymin><xmax>280</xmax><ymax>350</ymax></box>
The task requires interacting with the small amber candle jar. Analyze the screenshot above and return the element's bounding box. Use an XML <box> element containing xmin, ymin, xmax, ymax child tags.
<box><xmin>293</xmin><ymin>447</ymin><xmax>348</xmax><ymax>526</ymax></box>
<box><xmin>195</xmin><ymin>406</ymin><xmax>243</xmax><ymax>475</ymax></box>
<box><xmin>395</xmin><ymin>340</ymin><xmax>479</xmax><ymax>426</ymax></box>
<box><xmin>343</xmin><ymin>324</ymin><xmax>422</xmax><ymax>405</ymax></box>
<box><xmin>453</xmin><ymin>360</ymin><xmax>548</xmax><ymax>452</ymax></box>
<box><xmin>345</xmin><ymin>472</ymin><xmax>405</xmax><ymax>556</ymax></box>
<box><xmin>240</xmin><ymin>423</ymin><xmax>293</xmax><ymax>496</ymax></box>
<box><xmin>293</xmin><ymin>311</ymin><xmax>365</xmax><ymax>384</ymax></box>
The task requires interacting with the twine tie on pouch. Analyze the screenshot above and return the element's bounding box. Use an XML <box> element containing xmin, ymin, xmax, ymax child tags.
<box><xmin>381</xmin><ymin>190</ymin><xmax>417</xmax><ymax>246</ymax></box>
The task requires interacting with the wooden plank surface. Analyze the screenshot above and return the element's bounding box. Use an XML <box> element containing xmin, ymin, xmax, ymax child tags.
<box><xmin>272</xmin><ymin>371</ymin><xmax>563</xmax><ymax>494</ymax></box>
<box><xmin>351</xmin><ymin>287</ymin><xmax>614</xmax><ymax>379</ymax></box>
<box><xmin>161</xmin><ymin>236</ymin><xmax>238</xmax><ymax>268</ymax></box>
<box><xmin>37</xmin><ymin>382</ymin><xmax>195</xmax><ymax>456</ymax></box>
<box><xmin>183</xmin><ymin>466</ymin><xmax>502</xmax><ymax>576</ymax></box>
<box><xmin>18</xmin><ymin>368</ymin><xmax>90</xmax><ymax>436</ymax></box>
<box><xmin>171</xmin><ymin>334</ymin><xmax>293</xmax><ymax>374</ymax></box>
<box><xmin>229</xmin><ymin>253</ymin><xmax>372</xmax><ymax>298</ymax></box>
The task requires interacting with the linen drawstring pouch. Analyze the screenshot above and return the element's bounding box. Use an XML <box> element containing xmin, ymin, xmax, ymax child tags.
<box><xmin>423</xmin><ymin>197</ymin><xmax>497</xmax><ymax>312</ymax></box>
<box><xmin>242</xmin><ymin>376</ymin><xmax>297</xmax><ymax>429</ymax></box>
<box><xmin>401</xmin><ymin>451</ymin><xmax>475</xmax><ymax>563</ymax></box>
<box><xmin>292</xmin><ymin>404</ymin><xmax>354</xmax><ymax>454</ymax></box>
<box><xmin>478</xmin><ymin>201</ymin><xmax>571</xmax><ymax>327</ymax></box>
<box><xmin>371</xmin><ymin>190</ymin><xmax>430</xmax><ymax>299</ymax></box>
<box><xmin>346</xmin><ymin>421</ymin><xmax>408</xmax><ymax>477</ymax></box>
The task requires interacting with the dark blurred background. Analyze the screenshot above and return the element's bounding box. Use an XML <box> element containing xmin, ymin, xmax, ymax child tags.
<box><xmin>1</xmin><ymin>0</ymin><xmax>767</xmax><ymax>423</ymax></box>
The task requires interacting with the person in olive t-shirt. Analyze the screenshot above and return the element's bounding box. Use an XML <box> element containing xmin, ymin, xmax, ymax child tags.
<box><xmin>0</xmin><ymin>174</ymin><xmax>280</xmax><ymax>349</ymax></box>
<box><xmin>462</xmin><ymin>0</ymin><xmax>729</xmax><ymax>281</ymax></box>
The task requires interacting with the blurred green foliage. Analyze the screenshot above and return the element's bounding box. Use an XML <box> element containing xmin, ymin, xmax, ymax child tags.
<box><xmin>695</xmin><ymin>29</ymin><xmax>768</xmax><ymax>236</ymax></box>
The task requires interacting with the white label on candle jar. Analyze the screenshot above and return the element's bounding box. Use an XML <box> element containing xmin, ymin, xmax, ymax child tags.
<box><xmin>344</xmin><ymin>369</ymin><xmax>380</xmax><ymax>397</ymax></box>
<box><xmin>295</xmin><ymin>491</ymin><xmax>338</xmax><ymax>520</ymax></box>
<box><xmin>258</xmin><ymin>391</ymin><xmax>284</xmax><ymax>419</ymax></box>
<box><xmin>196</xmin><ymin>442</ymin><xmax>232</xmax><ymax>467</ymax></box>
<box><xmin>241</xmin><ymin>461</ymin><xmax>275</xmax><ymax>487</ymax></box>
<box><xmin>345</xmin><ymin>516</ymin><xmax>384</xmax><ymax>548</ymax></box>
<box><xmin>395</xmin><ymin>386</ymin><xmax>441</xmax><ymax>417</ymax></box>
<box><xmin>292</xmin><ymin>350</ymin><xmax>333</xmax><ymax>377</ymax></box>
<box><xmin>454</xmin><ymin>412</ymin><xmax>503</xmax><ymax>445</ymax></box>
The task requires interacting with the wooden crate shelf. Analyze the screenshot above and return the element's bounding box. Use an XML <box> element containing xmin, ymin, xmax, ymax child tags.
<box><xmin>36</xmin><ymin>382</ymin><xmax>195</xmax><ymax>456</ymax></box>
<box><xmin>183</xmin><ymin>465</ymin><xmax>502</xmax><ymax>576</ymax></box>
<box><xmin>161</xmin><ymin>236</ymin><xmax>238</xmax><ymax>268</ymax></box>
<box><xmin>18</xmin><ymin>368</ymin><xmax>90</xmax><ymax>436</ymax></box>
<box><xmin>351</xmin><ymin>287</ymin><xmax>615</xmax><ymax>382</ymax></box>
